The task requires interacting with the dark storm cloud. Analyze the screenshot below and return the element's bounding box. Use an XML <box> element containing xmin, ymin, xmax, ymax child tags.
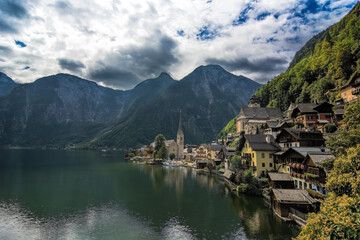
<box><xmin>89</xmin><ymin>67</ymin><xmax>141</xmax><ymax>89</ymax></box>
<box><xmin>0</xmin><ymin>19</ymin><xmax>18</xmax><ymax>33</ymax></box>
<box><xmin>88</xmin><ymin>35</ymin><xmax>179</xmax><ymax>89</ymax></box>
<box><xmin>0</xmin><ymin>45</ymin><xmax>13</xmax><ymax>55</ymax></box>
<box><xmin>0</xmin><ymin>0</ymin><xmax>29</xmax><ymax>19</ymax></box>
<box><xmin>119</xmin><ymin>35</ymin><xmax>178</xmax><ymax>76</ymax></box>
<box><xmin>206</xmin><ymin>56</ymin><xmax>288</xmax><ymax>74</ymax></box>
<box><xmin>58</xmin><ymin>58</ymin><xmax>86</xmax><ymax>73</ymax></box>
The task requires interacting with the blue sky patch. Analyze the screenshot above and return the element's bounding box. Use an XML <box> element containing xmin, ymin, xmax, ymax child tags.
<box><xmin>196</xmin><ymin>26</ymin><xmax>219</xmax><ymax>41</ymax></box>
<box><xmin>22</xmin><ymin>66</ymin><xmax>30</xmax><ymax>70</ymax></box>
<box><xmin>14</xmin><ymin>40</ymin><xmax>26</xmax><ymax>47</ymax></box>
<box><xmin>256</xmin><ymin>12</ymin><xmax>271</xmax><ymax>21</ymax></box>
<box><xmin>232</xmin><ymin>5</ymin><xmax>253</xmax><ymax>26</ymax></box>
<box><xmin>177</xmin><ymin>30</ymin><xmax>185</xmax><ymax>37</ymax></box>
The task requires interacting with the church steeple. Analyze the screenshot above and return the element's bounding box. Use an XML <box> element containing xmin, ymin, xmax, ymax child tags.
<box><xmin>178</xmin><ymin>109</ymin><xmax>183</xmax><ymax>135</ymax></box>
<box><xmin>176</xmin><ymin>109</ymin><xmax>184</xmax><ymax>159</ymax></box>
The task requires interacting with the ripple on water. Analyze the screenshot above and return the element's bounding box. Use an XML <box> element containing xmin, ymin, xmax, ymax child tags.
<box><xmin>0</xmin><ymin>201</ymin><xmax>161</xmax><ymax>240</ymax></box>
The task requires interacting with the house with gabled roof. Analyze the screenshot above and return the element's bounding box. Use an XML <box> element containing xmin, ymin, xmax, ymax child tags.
<box><xmin>275</xmin><ymin>128</ymin><xmax>325</xmax><ymax>149</ymax></box>
<box><xmin>236</xmin><ymin>95</ymin><xmax>283</xmax><ymax>134</ymax></box>
<box><xmin>239</xmin><ymin>134</ymin><xmax>280</xmax><ymax>177</ymax></box>
<box><xmin>304</xmin><ymin>152</ymin><xmax>334</xmax><ymax>195</ymax></box>
<box><xmin>335</xmin><ymin>71</ymin><xmax>360</xmax><ymax>105</ymax></box>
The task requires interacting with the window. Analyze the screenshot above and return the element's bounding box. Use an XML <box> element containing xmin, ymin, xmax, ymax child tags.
<box><xmin>252</xmin><ymin>153</ymin><xmax>254</xmax><ymax>158</ymax></box>
<box><xmin>344</xmin><ymin>92</ymin><xmax>347</xmax><ymax>96</ymax></box>
<box><xmin>262</xmin><ymin>163</ymin><xmax>265</xmax><ymax>167</ymax></box>
<box><xmin>269</xmin><ymin>154</ymin><xmax>272</xmax><ymax>158</ymax></box>
<box><xmin>269</xmin><ymin>163</ymin><xmax>272</xmax><ymax>167</ymax></box>
<box><xmin>261</xmin><ymin>153</ymin><xmax>265</xmax><ymax>158</ymax></box>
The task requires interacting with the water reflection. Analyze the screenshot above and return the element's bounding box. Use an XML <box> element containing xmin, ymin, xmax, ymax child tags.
<box><xmin>0</xmin><ymin>150</ymin><xmax>299</xmax><ymax>240</ymax></box>
<box><xmin>0</xmin><ymin>202</ymin><xmax>160</xmax><ymax>240</ymax></box>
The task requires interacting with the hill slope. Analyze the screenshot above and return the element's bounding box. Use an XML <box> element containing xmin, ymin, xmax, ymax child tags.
<box><xmin>0</xmin><ymin>72</ymin><xmax>18</xmax><ymax>97</ymax></box>
<box><xmin>0</xmin><ymin>73</ymin><xmax>175</xmax><ymax>147</ymax></box>
<box><xmin>256</xmin><ymin>3</ymin><xmax>360</xmax><ymax>111</ymax></box>
<box><xmin>88</xmin><ymin>65</ymin><xmax>261</xmax><ymax>148</ymax></box>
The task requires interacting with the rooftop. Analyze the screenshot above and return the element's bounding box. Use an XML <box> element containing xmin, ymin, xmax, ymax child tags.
<box><xmin>244</xmin><ymin>134</ymin><xmax>280</xmax><ymax>151</ymax></box>
<box><xmin>238</xmin><ymin>107</ymin><xmax>283</xmax><ymax>120</ymax></box>
<box><xmin>268</xmin><ymin>172</ymin><xmax>293</xmax><ymax>181</ymax></box>
<box><xmin>272</xmin><ymin>189</ymin><xmax>317</xmax><ymax>204</ymax></box>
<box><xmin>307</xmin><ymin>152</ymin><xmax>335</xmax><ymax>165</ymax></box>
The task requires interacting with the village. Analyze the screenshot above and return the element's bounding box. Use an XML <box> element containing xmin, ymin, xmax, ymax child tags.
<box><xmin>128</xmin><ymin>73</ymin><xmax>360</xmax><ymax>228</ymax></box>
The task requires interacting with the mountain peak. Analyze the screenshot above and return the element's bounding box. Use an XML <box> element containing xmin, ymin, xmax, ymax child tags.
<box><xmin>159</xmin><ymin>72</ymin><xmax>172</xmax><ymax>78</ymax></box>
<box><xmin>0</xmin><ymin>72</ymin><xmax>16</xmax><ymax>84</ymax></box>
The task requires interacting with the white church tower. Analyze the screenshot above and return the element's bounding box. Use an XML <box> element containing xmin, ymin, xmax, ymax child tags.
<box><xmin>176</xmin><ymin>110</ymin><xmax>184</xmax><ymax>159</ymax></box>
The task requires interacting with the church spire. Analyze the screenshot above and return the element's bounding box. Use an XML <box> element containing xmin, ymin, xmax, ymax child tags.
<box><xmin>177</xmin><ymin>109</ymin><xmax>183</xmax><ymax>134</ymax></box>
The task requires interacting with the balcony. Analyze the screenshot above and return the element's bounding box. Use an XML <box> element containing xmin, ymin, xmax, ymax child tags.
<box><xmin>351</xmin><ymin>88</ymin><xmax>360</xmax><ymax>95</ymax></box>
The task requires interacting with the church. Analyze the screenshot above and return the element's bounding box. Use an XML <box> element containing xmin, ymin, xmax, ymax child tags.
<box><xmin>164</xmin><ymin>110</ymin><xmax>184</xmax><ymax>159</ymax></box>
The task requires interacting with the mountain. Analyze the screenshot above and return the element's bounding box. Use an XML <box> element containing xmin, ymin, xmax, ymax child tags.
<box><xmin>256</xmin><ymin>3</ymin><xmax>360</xmax><ymax>111</ymax></box>
<box><xmin>0</xmin><ymin>72</ymin><xmax>177</xmax><ymax>147</ymax></box>
<box><xmin>87</xmin><ymin>65</ymin><xmax>261</xmax><ymax>148</ymax></box>
<box><xmin>0</xmin><ymin>72</ymin><xmax>18</xmax><ymax>97</ymax></box>
<box><xmin>0</xmin><ymin>73</ymin><xmax>127</xmax><ymax>147</ymax></box>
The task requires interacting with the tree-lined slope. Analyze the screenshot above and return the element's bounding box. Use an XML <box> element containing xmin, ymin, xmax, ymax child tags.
<box><xmin>256</xmin><ymin>3</ymin><xmax>360</xmax><ymax>110</ymax></box>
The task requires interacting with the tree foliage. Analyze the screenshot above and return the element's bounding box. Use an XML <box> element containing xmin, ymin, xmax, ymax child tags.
<box><xmin>327</xmin><ymin>101</ymin><xmax>360</xmax><ymax>156</ymax></box>
<box><xmin>256</xmin><ymin>3</ymin><xmax>360</xmax><ymax>111</ymax></box>
<box><xmin>296</xmin><ymin>101</ymin><xmax>360</xmax><ymax>239</ymax></box>
<box><xmin>156</xmin><ymin>145</ymin><xmax>168</xmax><ymax>160</ymax></box>
<box><xmin>230</xmin><ymin>155</ymin><xmax>242</xmax><ymax>170</ymax></box>
<box><xmin>154</xmin><ymin>134</ymin><xmax>167</xmax><ymax>159</ymax></box>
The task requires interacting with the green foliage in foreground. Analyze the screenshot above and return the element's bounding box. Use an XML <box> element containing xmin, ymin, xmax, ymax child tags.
<box><xmin>296</xmin><ymin>101</ymin><xmax>360</xmax><ymax>239</ymax></box>
<box><xmin>256</xmin><ymin>3</ymin><xmax>360</xmax><ymax>110</ymax></box>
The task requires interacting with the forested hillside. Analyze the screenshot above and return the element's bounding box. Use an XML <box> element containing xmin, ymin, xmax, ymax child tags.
<box><xmin>256</xmin><ymin>3</ymin><xmax>360</xmax><ymax>111</ymax></box>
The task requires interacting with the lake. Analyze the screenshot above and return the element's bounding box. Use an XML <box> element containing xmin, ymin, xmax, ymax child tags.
<box><xmin>0</xmin><ymin>149</ymin><xmax>299</xmax><ymax>240</ymax></box>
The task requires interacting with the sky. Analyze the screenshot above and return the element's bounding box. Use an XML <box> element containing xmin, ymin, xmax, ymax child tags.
<box><xmin>0</xmin><ymin>0</ymin><xmax>358</xmax><ymax>89</ymax></box>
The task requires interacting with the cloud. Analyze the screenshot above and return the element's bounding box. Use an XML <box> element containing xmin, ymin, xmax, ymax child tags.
<box><xmin>88</xmin><ymin>34</ymin><xmax>178</xmax><ymax>89</ymax></box>
<box><xmin>206</xmin><ymin>56</ymin><xmax>288</xmax><ymax>74</ymax></box>
<box><xmin>89</xmin><ymin>67</ymin><xmax>141</xmax><ymax>89</ymax></box>
<box><xmin>0</xmin><ymin>0</ymin><xmax>29</xmax><ymax>19</ymax></box>
<box><xmin>58</xmin><ymin>58</ymin><xmax>85</xmax><ymax>73</ymax></box>
<box><xmin>0</xmin><ymin>19</ymin><xmax>18</xmax><ymax>33</ymax></box>
<box><xmin>0</xmin><ymin>45</ymin><xmax>13</xmax><ymax>55</ymax></box>
<box><xmin>0</xmin><ymin>0</ymin><xmax>357</xmax><ymax>87</ymax></box>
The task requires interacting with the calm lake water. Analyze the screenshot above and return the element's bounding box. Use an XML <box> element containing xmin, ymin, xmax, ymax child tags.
<box><xmin>0</xmin><ymin>149</ymin><xmax>299</xmax><ymax>240</ymax></box>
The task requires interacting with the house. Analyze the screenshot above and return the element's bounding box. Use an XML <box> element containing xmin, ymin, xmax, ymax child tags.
<box><xmin>194</xmin><ymin>144</ymin><xmax>210</xmax><ymax>160</ymax></box>
<box><xmin>264</xmin><ymin>120</ymin><xmax>290</xmax><ymax>138</ymax></box>
<box><xmin>184</xmin><ymin>145</ymin><xmax>197</xmax><ymax>161</ymax></box>
<box><xmin>208</xmin><ymin>144</ymin><xmax>224</xmax><ymax>160</ymax></box>
<box><xmin>333</xmin><ymin>108</ymin><xmax>345</xmax><ymax>127</ymax></box>
<box><xmin>290</xmin><ymin>102</ymin><xmax>334</xmax><ymax>132</ymax></box>
<box><xmin>270</xmin><ymin>189</ymin><xmax>318</xmax><ymax>225</ymax></box>
<box><xmin>218</xmin><ymin>147</ymin><xmax>236</xmax><ymax>169</ymax></box>
<box><xmin>273</xmin><ymin>147</ymin><xmax>330</xmax><ymax>190</ymax></box>
<box><xmin>275</xmin><ymin>128</ymin><xmax>325</xmax><ymax>149</ymax></box>
<box><xmin>336</xmin><ymin>71</ymin><xmax>360</xmax><ymax>104</ymax></box>
<box><xmin>196</xmin><ymin>159</ymin><xmax>212</xmax><ymax>169</ymax></box>
<box><xmin>236</xmin><ymin>95</ymin><xmax>283</xmax><ymax>134</ymax></box>
<box><xmin>144</xmin><ymin>145</ymin><xmax>154</xmax><ymax>158</ymax></box>
<box><xmin>239</xmin><ymin>134</ymin><xmax>280</xmax><ymax>177</ymax></box>
<box><xmin>268</xmin><ymin>172</ymin><xmax>294</xmax><ymax>189</ymax></box>
<box><xmin>304</xmin><ymin>152</ymin><xmax>334</xmax><ymax>195</ymax></box>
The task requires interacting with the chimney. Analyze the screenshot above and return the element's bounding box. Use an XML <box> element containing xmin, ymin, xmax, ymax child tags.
<box><xmin>266</xmin><ymin>135</ymin><xmax>271</xmax><ymax>144</ymax></box>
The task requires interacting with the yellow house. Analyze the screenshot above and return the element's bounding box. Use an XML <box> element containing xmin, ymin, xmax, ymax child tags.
<box><xmin>239</xmin><ymin>134</ymin><xmax>280</xmax><ymax>177</ymax></box>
